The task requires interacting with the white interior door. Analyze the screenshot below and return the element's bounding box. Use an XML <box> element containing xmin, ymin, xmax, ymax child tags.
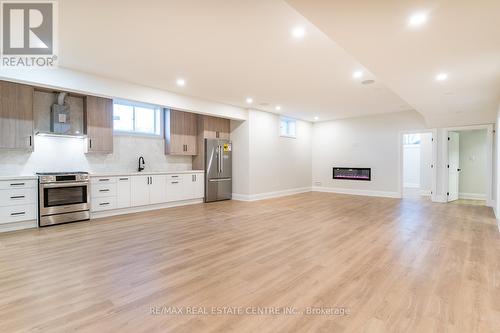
<box><xmin>448</xmin><ymin>132</ymin><xmax>460</xmax><ymax>202</ymax></box>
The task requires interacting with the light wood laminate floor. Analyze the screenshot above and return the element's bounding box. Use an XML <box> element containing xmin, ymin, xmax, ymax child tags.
<box><xmin>0</xmin><ymin>192</ymin><xmax>499</xmax><ymax>333</ymax></box>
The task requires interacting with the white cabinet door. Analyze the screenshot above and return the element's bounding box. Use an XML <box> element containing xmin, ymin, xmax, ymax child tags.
<box><xmin>182</xmin><ymin>173</ymin><xmax>204</xmax><ymax>200</ymax></box>
<box><xmin>193</xmin><ymin>173</ymin><xmax>204</xmax><ymax>199</ymax></box>
<box><xmin>167</xmin><ymin>176</ymin><xmax>184</xmax><ymax>202</ymax></box>
<box><xmin>131</xmin><ymin>176</ymin><xmax>150</xmax><ymax>207</ymax></box>
<box><xmin>149</xmin><ymin>175</ymin><xmax>167</xmax><ymax>205</ymax></box>
<box><xmin>116</xmin><ymin>177</ymin><xmax>131</xmax><ymax>209</ymax></box>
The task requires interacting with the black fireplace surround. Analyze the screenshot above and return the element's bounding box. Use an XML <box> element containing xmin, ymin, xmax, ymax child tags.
<box><xmin>333</xmin><ymin>167</ymin><xmax>371</xmax><ymax>181</ymax></box>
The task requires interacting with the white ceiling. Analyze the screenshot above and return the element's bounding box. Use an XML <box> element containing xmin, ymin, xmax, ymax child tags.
<box><xmin>58</xmin><ymin>0</ymin><xmax>412</xmax><ymax>122</ymax></box>
<box><xmin>286</xmin><ymin>0</ymin><xmax>500</xmax><ymax>127</ymax></box>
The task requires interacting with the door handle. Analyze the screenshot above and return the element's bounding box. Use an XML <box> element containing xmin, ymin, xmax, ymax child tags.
<box><xmin>457</xmin><ymin>168</ymin><xmax>461</xmax><ymax>172</ymax></box>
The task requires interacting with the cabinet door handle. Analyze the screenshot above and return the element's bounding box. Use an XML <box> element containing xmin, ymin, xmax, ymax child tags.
<box><xmin>29</xmin><ymin>135</ymin><xmax>32</xmax><ymax>147</ymax></box>
<box><xmin>119</xmin><ymin>178</ymin><xmax>128</xmax><ymax>181</ymax></box>
<box><xmin>171</xmin><ymin>181</ymin><xmax>179</xmax><ymax>184</ymax></box>
<box><xmin>171</xmin><ymin>175</ymin><xmax>179</xmax><ymax>178</ymax></box>
<box><xmin>150</xmin><ymin>177</ymin><xmax>153</xmax><ymax>185</ymax></box>
<box><xmin>89</xmin><ymin>139</ymin><xmax>92</xmax><ymax>149</ymax></box>
<box><xmin>99</xmin><ymin>179</ymin><xmax>110</xmax><ymax>182</ymax></box>
<box><xmin>10</xmin><ymin>183</ymin><xmax>25</xmax><ymax>187</ymax></box>
<box><xmin>99</xmin><ymin>189</ymin><xmax>110</xmax><ymax>192</ymax></box>
<box><xmin>99</xmin><ymin>202</ymin><xmax>110</xmax><ymax>206</ymax></box>
<box><xmin>10</xmin><ymin>195</ymin><xmax>25</xmax><ymax>199</ymax></box>
<box><xmin>11</xmin><ymin>212</ymin><xmax>26</xmax><ymax>216</ymax></box>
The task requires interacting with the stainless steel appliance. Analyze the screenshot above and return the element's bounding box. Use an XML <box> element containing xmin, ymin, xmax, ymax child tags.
<box><xmin>205</xmin><ymin>139</ymin><xmax>232</xmax><ymax>202</ymax></box>
<box><xmin>37</xmin><ymin>172</ymin><xmax>90</xmax><ymax>226</ymax></box>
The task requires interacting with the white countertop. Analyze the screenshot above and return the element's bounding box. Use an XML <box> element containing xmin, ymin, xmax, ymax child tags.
<box><xmin>90</xmin><ymin>170</ymin><xmax>204</xmax><ymax>177</ymax></box>
<box><xmin>0</xmin><ymin>175</ymin><xmax>38</xmax><ymax>181</ymax></box>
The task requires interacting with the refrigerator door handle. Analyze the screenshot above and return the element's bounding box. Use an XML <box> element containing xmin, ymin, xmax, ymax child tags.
<box><xmin>218</xmin><ymin>145</ymin><xmax>222</xmax><ymax>173</ymax></box>
<box><xmin>220</xmin><ymin>146</ymin><xmax>224</xmax><ymax>174</ymax></box>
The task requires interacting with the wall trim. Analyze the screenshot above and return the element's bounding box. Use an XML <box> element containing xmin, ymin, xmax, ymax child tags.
<box><xmin>232</xmin><ymin>187</ymin><xmax>312</xmax><ymax>202</ymax></box>
<box><xmin>312</xmin><ymin>186</ymin><xmax>401</xmax><ymax>199</ymax></box>
<box><xmin>91</xmin><ymin>199</ymin><xmax>203</xmax><ymax>219</ymax></box>
<box><xmin>458</xmin><ymin>192</ymin><xmax>487</xmax><ymax>201</ymax></box>
<box><xmin>403</xmin><ymin>183</ymin><xmax>420</xmax><ymax>189</ymax></box>
<box><xmin>420</xmin><ymin>189</ymin><xmax>432</xmax><ymax>196</ymax></box>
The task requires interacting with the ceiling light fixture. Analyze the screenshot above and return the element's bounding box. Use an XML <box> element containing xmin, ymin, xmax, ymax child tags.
<box><xmin>408</xmin><ymin>12</ymin><xmax>428</xmax><ymax>27</ymax></box>
<box><xmin>314</xmin><ymin>116</ymin><xmax>319</xmax><ymax>121</ymax></box>
<box><xmin>352</xmin><ymin>70</ymin><xmax>364</xmax><ymax>79</ymax></box>
<box><xmin>275</xmin><ymin>105</ymin><xmax>282</xmax><ymax>111</ymax></box>
<box><xmin>246</xmin><ymin>97</ymin><xmax>253</xmax><ymax>104</ymax></box>
<box><xmin>291</xmin><ymin>26</ymin><xmax>305</xmax><ymax>39</ymax></box>
<box><xmin>435</xmin><ymin>72</ymin><xmax>448</xmax><ymax>81</ymax></box>
<box><xmin>176</xmin><ymin>78</ymin><xmax>186</xmax><ymax>87</ymax></box>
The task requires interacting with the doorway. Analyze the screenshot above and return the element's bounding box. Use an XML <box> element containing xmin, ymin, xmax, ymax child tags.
<box><xmin>401</xmin><ymin>132</ymin><xmax>435</xmax><ymax>199</ymax></box>
<box><xmin>447</xmin><ymin>129</ymin><xmax>489</xmax><ymax>206</ymax></box>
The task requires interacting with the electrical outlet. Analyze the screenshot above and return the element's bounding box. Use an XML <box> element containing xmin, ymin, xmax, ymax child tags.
<box><xmin>314</xmin><ymin>181</ymin><xmax>322</xmax><ymax>186</ymax></box>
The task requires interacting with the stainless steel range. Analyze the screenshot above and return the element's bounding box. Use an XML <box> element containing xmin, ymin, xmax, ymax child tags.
<box><xmin>37</xmin><ymin>172</ymin><xmax>90</xmax><ymax>226</ymax></box>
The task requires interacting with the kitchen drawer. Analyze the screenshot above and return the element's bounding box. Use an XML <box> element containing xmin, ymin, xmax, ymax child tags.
<box><xmin>166</xmin><ymin>174</ymin><xmax>182</xmax><ymax>181</ymax></box>
<box><xmin>0</xmin><ymin>179</ymin><xmax>37</xmax><ymax>190</ymax></box>
<box><xmin>91</xmin><ymin>196</ymin><xmax>117</xmax><ymax>212</ymax></box>
<box><xmin>0</xmin><ymin>188</ymin><xmax>37</xmax><ymax>207</ymax></box>
<box><xmin>166</xmin><ymin>178</ymin><xmax>184</xmax><ymax>202</ymax></box>
<box><xmin>91</xmin><ymin>177</ymin><xmax>117</xmax><ymax>185</ymax></box>
<box><xmin>0</xmin><ymin>205</ymin><xmax>37</xmax><ymax>224</ymax></box>
<box><xmin>91</xmin><ymin>182</ymin><xmax>117</xmax><ymax>198</ymax></box>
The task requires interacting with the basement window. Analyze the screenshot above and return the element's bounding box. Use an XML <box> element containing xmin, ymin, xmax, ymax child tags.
<box><xmin>113</xmin><ymin>100</ymin><xmax>162</xmax><ymax>136</ymax></box>
<box><xmin>280</xmin><ymin>117</ymin><xmax>296</xmax><ymax>138</ymax></box>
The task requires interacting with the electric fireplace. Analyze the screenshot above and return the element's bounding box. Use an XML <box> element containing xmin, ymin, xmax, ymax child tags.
<box><xmin>333</xmin><ymin>167</ymin><xmax>371</xmax><ymax>181</ymax></box>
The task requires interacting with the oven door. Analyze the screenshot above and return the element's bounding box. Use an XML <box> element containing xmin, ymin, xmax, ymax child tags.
<box><xmin>39</xmin><ymin>182</ymin><xmax>89</xmax><ymax>216</ymax></box>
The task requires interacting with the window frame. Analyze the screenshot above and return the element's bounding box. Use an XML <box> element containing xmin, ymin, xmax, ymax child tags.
<box><xmin>279</xmin><ymin>116</ymin><xmax>297</xmax><ymax>139</ymax></box>
<box><xmin>112</xmin><ymin>99</ymin><xmax>163</xmax><ymax>137</ymax></box>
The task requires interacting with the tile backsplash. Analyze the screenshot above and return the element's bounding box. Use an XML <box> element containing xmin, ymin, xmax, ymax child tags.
<box><xmin>0</xmin><ymin>135</ymin><xmax>192</xmax><ymax>175</ymax></box>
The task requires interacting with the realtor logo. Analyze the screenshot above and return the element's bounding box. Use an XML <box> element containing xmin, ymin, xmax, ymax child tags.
<box><xmin>1</xmin><ymin>1</ymin><xmax>58</xmax><ymax>67</ymax></box>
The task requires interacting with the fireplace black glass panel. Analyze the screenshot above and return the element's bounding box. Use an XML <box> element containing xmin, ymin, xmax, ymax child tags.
<box><xmin>333</xmin><ymin>168</ymin><xmax>371</xmax><ymax>181</ymax></box>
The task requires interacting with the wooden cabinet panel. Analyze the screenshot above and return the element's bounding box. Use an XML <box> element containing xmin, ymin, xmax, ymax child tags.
<box><xmin>0</xmin><ymin>81</ymin><xmax>34</xmax><ymax>150</ymax></box>
<box><xmin>192</xmin><ymin>115</ymin><xmax>230</xmax><ymax>170</ymax></box>
<box><xmin>85</xmin><ymin>96</ymin><xmax>113</xmax><ymax>154</ymax></box>
<box><xmin>165</xmin><ymin>109</ymin><xmax>197</xmax><ymax>155</ymax></box>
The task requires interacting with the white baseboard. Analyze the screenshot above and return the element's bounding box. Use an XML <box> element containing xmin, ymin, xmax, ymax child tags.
<box><xmin>432</xmin><ymin>194</ymin><xmax>447</xmax><ymax>203</ymax></box>
<box><xmin>458</xmin><ymin>192</ymin><xmax>487</xmax><ymax>200</ymax></box>
<box><xmin>420</xmin><ymin>189</ymin><xmax>432</xmax><ymax>196</ymax></box>
<box><xmin>91</xmin><ymin>198</ymin><xmax>203</xmax><ymax>219</ymax></box>
<box><xmin>0</xmin><ymin>220</ymin><xmax>37</xmax><ymax>233</ymax></box>
<box><xmin>232</xmin><ymin>187</ymin><xmax>312</xmax><ymax>202</ymax></box>
<box><xmin>404</xmin><ymin>183</ymin><xmax>420</xmax><ymax>189</ymax></box>
<box><xmin>312</xmin><ymin>186</ymin><xmax>400</xmax><ymax>199</ymax></box>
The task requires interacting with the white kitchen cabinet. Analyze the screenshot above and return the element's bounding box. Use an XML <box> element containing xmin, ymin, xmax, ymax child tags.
<box><xmin>149</xmin><ymin>175</ymin><xmax>167</xmax><ymax>205</ymax></box>
<box><xmin>91</xmin><ymin>182</ymin><xmax>117</xmax><ymax>198</ymax></box>
<box><xmin>166</xmin><ymin>175</ymin><xmax>184</xmax><ymax>202</ymax></box>
<box><xmin>116</xmin><ymin>177</ymin><xmax>131</xmax><ymax>208</ymax></box>
<box><xmin>131</xmin><ymin>176</ymin><xmax>150</xmax><ymax>207</ymax></box>
<box><xmin>131</xmin><ymin>175</ymin><xmax>166</xmax><ymax>207</ymax></box>
<box><xmin>182</xmin><ymin>173</ymin><xmax>204</xmax><ymax>200</ymax></box>
<box><xmin>0</xmin><ymin>178</ymin><xmax>37</xmax><ymax>228</ymax></box>
<box><xmin>91</xmin><ymin>196</ymin><xmax>117</xmax><ymax>212</ymax></box>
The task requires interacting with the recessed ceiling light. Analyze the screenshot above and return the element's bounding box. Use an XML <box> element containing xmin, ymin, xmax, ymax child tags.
<box><xmin>275</xmin><ymin>105</ymin><xmax>282</xmax><ymax>111</ymax></box>
<box><xmin>176</xmin><ymin>78</ymin><xmax>186</xmax><ymax>87</ymax></box>
<box><xmin>246</xmin><ymin>97</ymin><xmax>253</xmax><ymax>104</ymax></box>
<box><xmin>408</xmin><ymin>12</ymin><xmax>428</xmax><ymax>27</ymax></box>
<box><xmin>435</xmin><ymin>73</ymin><xmax>448</xmax><ymax>81</ymax></box>
<box><xmin>291</xmin><ymin>26</ymin><xmax>305</xmax><ymax>39</ymax></box>
<box><xmin>352</xmin><ymin>70</ymin><xmax>364</xmax><ymax>79</ymax></box>
<box><xmin>314</xmin><ymin>116</ymin><xmax>319</xmax><ymax>121</ymax></box>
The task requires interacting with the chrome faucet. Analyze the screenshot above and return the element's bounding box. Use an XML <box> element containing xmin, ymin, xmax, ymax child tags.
<box><xmin>138</xmin><ymin>156</ymin><xmax>145</xmax><ymax>172</ymax></box>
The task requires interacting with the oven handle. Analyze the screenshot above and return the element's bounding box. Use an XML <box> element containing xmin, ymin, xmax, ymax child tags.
<box><xmin>41</xmin><ymin>182</ymin><xmax>88</xmax><ymax>188</ymax></box>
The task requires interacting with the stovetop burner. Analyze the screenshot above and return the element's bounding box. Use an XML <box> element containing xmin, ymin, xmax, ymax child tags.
<box><xmin>36</xmin><ymin>171</ymin><xmax>89</xmax><ymax>176</ymax></box>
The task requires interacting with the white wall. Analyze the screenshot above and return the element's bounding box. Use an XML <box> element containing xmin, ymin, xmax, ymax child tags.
<box><xmin>457</xmin><ymin>130</ymin><xmax>487</xmax><ymax>199</ymax></box>
<box><xmin>231</xmin><ymin>110</ymin><xmax>312</xmax><ymax>200</ymax></box>
<box><xmin>403</xmin><ymin>145</ymin><xmax>420</xmax><ymax>188</ymax></box>
<box><xmin>0</xmin><ymin>135</ymin><xmax>192</xmax><ymax>176</ymax></box>
<box><xmin>312</xmin><ymin>111</ymin><xmax>426</xmax><ymax>197</ymax></box>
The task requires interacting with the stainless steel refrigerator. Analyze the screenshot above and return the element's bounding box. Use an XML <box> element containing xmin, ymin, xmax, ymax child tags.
<box><xmin>205</xmin><ymin>138</ymin><xmax>232</xmax><ymax>202</ymax></box>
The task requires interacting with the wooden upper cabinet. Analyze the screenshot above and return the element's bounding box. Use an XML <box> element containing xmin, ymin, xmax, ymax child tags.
<box><xmin>0</xmin><ymin>81</ymin><xmax>34</xmax><ymax>151</ymax></box>
<box><xmin>165</xmin><ymin>109</ymin><xmax>197</xmax><ymax>155</ymax></box>
<box><xmin>203</xmin><ymin>116</ymin><xmax>230</xmax><ymax>139</ymax></box>
<box><xmin>84</xmin><ymin>96</ymin><xmax>113</xmax><ymax>154</ymax></box>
